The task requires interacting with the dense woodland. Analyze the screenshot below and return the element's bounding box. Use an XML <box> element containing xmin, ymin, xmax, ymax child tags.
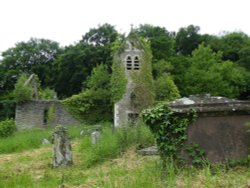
<box><xmin>1</xmin><ymin>23</ymin><xmax>250</xmax><ymax>121</ymax></box>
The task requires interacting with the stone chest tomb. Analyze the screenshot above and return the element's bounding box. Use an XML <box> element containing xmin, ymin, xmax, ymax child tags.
<box><xmin>170</xmin><ymin>95</ymin><xmax>250</xmax><ymax>162</ymax></box>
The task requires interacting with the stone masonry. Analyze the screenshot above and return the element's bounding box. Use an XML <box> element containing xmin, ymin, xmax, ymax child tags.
<box><xmin>15</xmin><ymin>100</ymin><xmax>79</xmax><ymax>129</ymax></box>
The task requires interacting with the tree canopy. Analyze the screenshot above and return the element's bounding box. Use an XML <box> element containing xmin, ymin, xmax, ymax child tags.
<box><xmin>1</xmin><ymin>23</ymin><xmax>250</xmax><ymax>122</ymax></box>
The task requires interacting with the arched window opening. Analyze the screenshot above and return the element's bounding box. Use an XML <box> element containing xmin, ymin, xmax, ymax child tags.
<box><xmin>134</xmin><ymin>56</ymin><xmax>140</xmax><ymax>70</ymax></box>
<box><xmin>126</xmin><ymin>56</ymin><xmax>132</xmax><ymax>70</ymax></box>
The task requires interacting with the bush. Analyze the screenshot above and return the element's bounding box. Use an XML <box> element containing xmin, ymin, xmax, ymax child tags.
<box><xmin>13</xmin><ymin>74</ymin><xmax>32</xmax><ymax>103</ymax></box>
<box><xmin>0</xmin><ymin>119</ymin><xmax>16</xmax><ymax>138</ymax></box>
<box><xmin>40</xmin><ymin>88</ymin><xmax>56</xmax><ymax>99</ymax></box>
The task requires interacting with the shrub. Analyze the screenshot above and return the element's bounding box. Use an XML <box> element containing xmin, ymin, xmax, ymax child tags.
<box><xmin>13</xmin><ymin>74</ymin><xmax>32</xmax><ymax>103</ymax></box>
<box><xmin>40</xmin><ymin>88</ymin><xmax>56</xmax><ymax>99</ymax></box>
<box><xmin>154</xmin><ymin>74</ymin><xmax>180</xmax><ymax>101</ymax></box>
<box><xmin>0</xmin><ymin>119</ymin><xmax>16</xmax><ymax>138</ymax></box>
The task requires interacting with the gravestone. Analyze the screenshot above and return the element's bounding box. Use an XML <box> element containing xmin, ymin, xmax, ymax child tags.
<box><xmin>52</xmin><ymin>125</ymin><xmax>73</xmax><ymax>167</ymax></box>
<box><xmin>91</xmin><ymin>131</ymin><xmax>101</xmax><ymax>144</ymax></box>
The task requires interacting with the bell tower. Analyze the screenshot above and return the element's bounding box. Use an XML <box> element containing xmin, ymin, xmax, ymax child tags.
<box><xmin>113</xmin><ymin>32</ymin><xmax>154</xmax><ymax>127</ymax></box>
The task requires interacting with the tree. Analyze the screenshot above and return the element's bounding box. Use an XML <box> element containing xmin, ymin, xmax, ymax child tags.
<box><xmin>55</xmin><ymin>24</ymin><xmax>118</xmax><ymax>98</ymax></box>
<box><xmin>220</xmin><ymin>32</ymin><xmax>250</xmax><ymax>62</ymax></box>
<box><xmin>238</xmin><ymin>46</ymin><xmax>250</xmax><ymax>71</ymax></box>
<box><xmin>13</xmin><ymin>74</ymin><xmax>32</xmax><ymax>103</ymax></box>
<box><xmin>154</xmin><ymin>74</ymin><xmax>180</xmax><ymax>101</ymax></box>
<box><xmin>169</xmin><ymin>55</ymin><xmax>192</xmax><ymax>96</ymax></box>
<box><xmin>182</xmin><ymin>44</ymin><xmax>249</xmax><ymax>98</ymax></box>
<box><xmin>136</xmin><ymin>24</ymin><xmax>175</xmax><ymax>62</ymax></box>
<box><xmin>0</xmin><ymin>38</ymin><xmax>61</xmax><ymax>94</ymax></box>
<box><xmin>62</xmin><ymin>64</ymin><xmax>112</xmax><ymax>123</ymax></box>
<box><xmin>175</xmin><ymin>25</ymin><xmax>201</xmax><ymax>55</ymax></box>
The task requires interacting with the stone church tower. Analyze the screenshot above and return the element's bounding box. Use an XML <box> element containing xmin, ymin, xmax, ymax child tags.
<box><xmin>112</xmin><ymin>32</ymin><xmax>154</xmax><ymax>127</ymax></box>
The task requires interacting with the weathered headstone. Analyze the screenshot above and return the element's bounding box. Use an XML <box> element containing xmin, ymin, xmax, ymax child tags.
<box><xmin>42</xmin><ymin>138</ymin><xmax>50</xmax><ymax>145</ymax></box>
<box><xmin>91</xmin><ymin>131</ymin><xmax>101</xmax><ymax>144</ymax></box>
<box><xmin>52</xmin><ymin>125</ymin><xmax>73</xmax><ymax>167</ymax></box>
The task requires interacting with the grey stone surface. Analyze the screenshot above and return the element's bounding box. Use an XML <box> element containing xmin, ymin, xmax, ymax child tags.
<box><xmin>42</xmin><ymin>138</ymin><xmax>50</xmax><ymax>145</ymax></box>
<box><xmin>52</xmin><ymin>125</ymin><xmax>73</xmax><ymax>168</ymax></box>
<box><xmin>137</xmin><ymin>146</ymin><xmax>158</xmax><ymax>155</ymax></box>
<box><xmin>91</xmin><ymin>131</ymin><xmax>101</xmax><ymax>145</ymax></box>
<box><xmin>15</xmin><ymin>100</ymin><xmax>79</xmax><ymax>129</ymax></box>
<box><xmin>170</xmin><ymin>95</ymin><xmax>250</xmax><ymax>162</ymax></box>
<box><xmin>114</xmin><ymin>36</ymin><xmax>151</xmax><ymax>127</ymax></box>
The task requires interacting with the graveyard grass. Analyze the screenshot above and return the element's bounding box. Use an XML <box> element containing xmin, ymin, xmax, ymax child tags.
<box><xmin>0</xmin><ymin>124</ymin><xmax>250</xmax><ymax>187</ymax></box>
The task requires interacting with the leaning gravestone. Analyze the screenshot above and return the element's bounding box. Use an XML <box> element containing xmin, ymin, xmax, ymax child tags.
<box><xmin>52</xmin><ymin>125</ymin><xmax>73</xmax><ymax>168</ymax></box>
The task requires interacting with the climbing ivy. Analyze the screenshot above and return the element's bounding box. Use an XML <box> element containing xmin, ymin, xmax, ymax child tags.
<box><xmin>110</xmin><ymin>57</ymin><xmax>127</xmax><ymax>103</ymax></box>
<box><xmin>111</xmin><ymin>32</ymin><xmax>155</xmax><ymax>106</ymax></box>
<box><xmin>142</xmin><ymin>103</ymin><xmax>197</xmax><ymax>176</ymax></box>
<box><xmin>130</xmin><ymin>34</ymin><xmax>155</xmax><ymax>110</ymax></box>
<box><xmin>185</xmin><ymin>143</ymin><xmax>208</xmax><ymax>167</ymax></box>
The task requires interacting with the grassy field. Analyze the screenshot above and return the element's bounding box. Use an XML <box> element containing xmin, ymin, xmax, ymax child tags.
<box><xmin>0</xmin><ymin>125</ymin><xmax>250</xmax><ymax>188</ymax></box>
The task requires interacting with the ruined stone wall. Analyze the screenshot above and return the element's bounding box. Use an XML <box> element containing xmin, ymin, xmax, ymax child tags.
<box><xmin>15</xmin><ymin>100</ymin><xmax>79</xmax><ymax>129</ymax></box>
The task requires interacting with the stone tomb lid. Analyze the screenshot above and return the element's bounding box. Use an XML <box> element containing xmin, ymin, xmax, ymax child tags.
<box><xmin>169</xmin><ymin>94</ymin><xmax>250</xmax><ymax>114</ymax></box>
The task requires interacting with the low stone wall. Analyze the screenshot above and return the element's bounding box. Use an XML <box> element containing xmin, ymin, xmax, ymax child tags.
<box><xmin>15</xmin><ymin>100</ymin><xmax>79</xmax><ymax>129</ymax></box>
<box><xmin>171</xmin><ymin>96</ymin><xmax>250</xmax><ymax>162</ymax></box>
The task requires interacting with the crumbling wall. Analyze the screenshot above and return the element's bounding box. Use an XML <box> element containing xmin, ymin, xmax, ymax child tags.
<box><xmin>15</xmin><ymin>100</ymin><xmax>79</xmax><ymax>129</ymax></box>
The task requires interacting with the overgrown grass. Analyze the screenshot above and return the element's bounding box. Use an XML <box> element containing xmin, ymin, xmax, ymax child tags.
<box><xmin>0</xmin><ymin>149</ymin><xmax>250</xmax><ymax>188</ymax></box>
<box><xmin>0</xmin><ymin>128</ymin><xmax>50</xmax><ymax>154</ymax></box>
<box><xmin>80</xmin><ymin>123</ymin><xmax>155</xmax><ymax>167</ymax></box>
<box><xmin>0</xmin><ymin>124</ymin><xmax>250</xmax><ymax>187</ymax></box>
<box><xmin>0</xmin><ymin>123</ymin><xmax>102</xmax><ymax>154</ymax></box>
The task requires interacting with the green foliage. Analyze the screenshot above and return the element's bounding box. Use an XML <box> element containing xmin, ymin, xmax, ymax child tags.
<box><xmin>183</xmin><ymin>44</ymin><xmax>250</xmax><ymax>98</ymax></box>
<box><xmin>142</xmin><ymin>103</ymin><xmax>197</xmax><ymax>159</ymax></box>
<box><xmin>135</xmin><ymin>24</ymin><xmax>175</xmax><ymax>62</ymax></box>
<box><xmin>154</xmin><ymin>74</ymin><xmax>180</xmax><ymax>101</ymax></box>
<box><xmin>142</xmin><ymin>103</ymin><xmax>197</xmax><ymax>177</ymax></box>
<box><xmin>40</xmin><ymin>87</ymin><xmax>56</xmax><ymax>99</ymax></box>
<box><xmin>79</xmin><ymin>125</ymin><xmax>154</xmax><ymax>167</ymax></box>
<box><xmin>130</xmin><ymin>34</ymin><xmax>155</xmax><ymax>108</ymax></box>
<box><xmin>13</xmin><ymin>74</ymin><xmax>32</xmax><ymax>103</ymax></box>
<box><xmin>175</xmin><ymin>25</ymin><xmax>201</xmax><ymax>55</ymax></box>
<box><xmin>62</xmin><ymin>64</ymin><xmax>112</xmax><ymax>123</ymax></box>
<box><xmin>0</xmin><ymin>128</ymin><xmax>50</xmax><ymax>154</ymax></box>
<box><xmin>62</xmin><ymin>89</ymin><xmax>112</xmax><ymax>123</ymax></box>
<box><xmin>220</xmin><ymin>32</ymin><xmax>250</xmax><ymax>62</ymax></box>
<box><xmin>85</xmin><ymin>64</ymin><xmax>110</xmax><ymax>90</ymax></box>
<box><xmin>185</xmin><ymin>143</ymin><xmax>208</xmax><ymax>167</ymax></box>
<box><xmin>0</xmin><ymin>38</ymin><xmax>61</xmax><ymax>93</ymax></box>
<box><xmin>47</xmin><ymin>104</ymin><xmax>56</xmax><ymax>126</ymax></box>
<box><xmin>110</xmin><ymin>58</ymin><xmax>127</xmax><ymax>103</ymax></box>
<box><xmin>0</xmin><ymin>119</ymin><xmax>16</xmax><ymax>138</ymax></box>
<box><xmin>0</xmin><ymin>100</ymin><xmax>16</xmax><ymax>121</ymax></box>
<box><xmin>55</xmin><ymin>24</ymin><xmax>118</xmax><ymax>98</ymax></box>
<box><xmin>152</xmin><ymin>59</ymin><xmax>174</xmax><ymax>79</ymax></box>
<box><xmin>111</xmin><ymin>32</ymin><xmax>155</xmax><ymax>107</ymax></box>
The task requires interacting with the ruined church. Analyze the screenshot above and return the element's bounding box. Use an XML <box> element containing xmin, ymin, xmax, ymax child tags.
<box><xmin>113</xmin><ymin>32</ymin><xmax>154</xmax><ymax>127</ymax></box>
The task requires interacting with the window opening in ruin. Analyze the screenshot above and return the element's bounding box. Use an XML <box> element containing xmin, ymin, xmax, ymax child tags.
<box><xmin>126</xmin><ymin>56</ymin><xmax>132</xmax><ymax>70</ymax></box>
<box><xmin>134</xmin><ymin>56</ymin><xmax>140</xmax><ymax>70</ymax></box>
<box><xmin>43</xmin><ymin>108</ymin><xmax>49</xmax><ymax>125</ymax></box>
<box><xmin>128</xmin><ymin>113</ymin><xmax>139</xmax><ymax>125</ymax></box>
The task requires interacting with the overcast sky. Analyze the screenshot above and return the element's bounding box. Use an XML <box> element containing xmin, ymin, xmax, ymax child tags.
<box><xmin>0</xmin><ymin>0</ymin><xmax>250</xmax><ymax>54</ymax></box>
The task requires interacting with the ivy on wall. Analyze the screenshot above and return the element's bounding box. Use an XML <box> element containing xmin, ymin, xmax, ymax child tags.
<box><xmin>142</xmin><ymin>103</ymin><xmax>197</xmax><ymax>176</ymax></box>
<box><xmin>111</xmin><ymin>32</ymin><xmax>155</xmax><ymax>108</ymax></box>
